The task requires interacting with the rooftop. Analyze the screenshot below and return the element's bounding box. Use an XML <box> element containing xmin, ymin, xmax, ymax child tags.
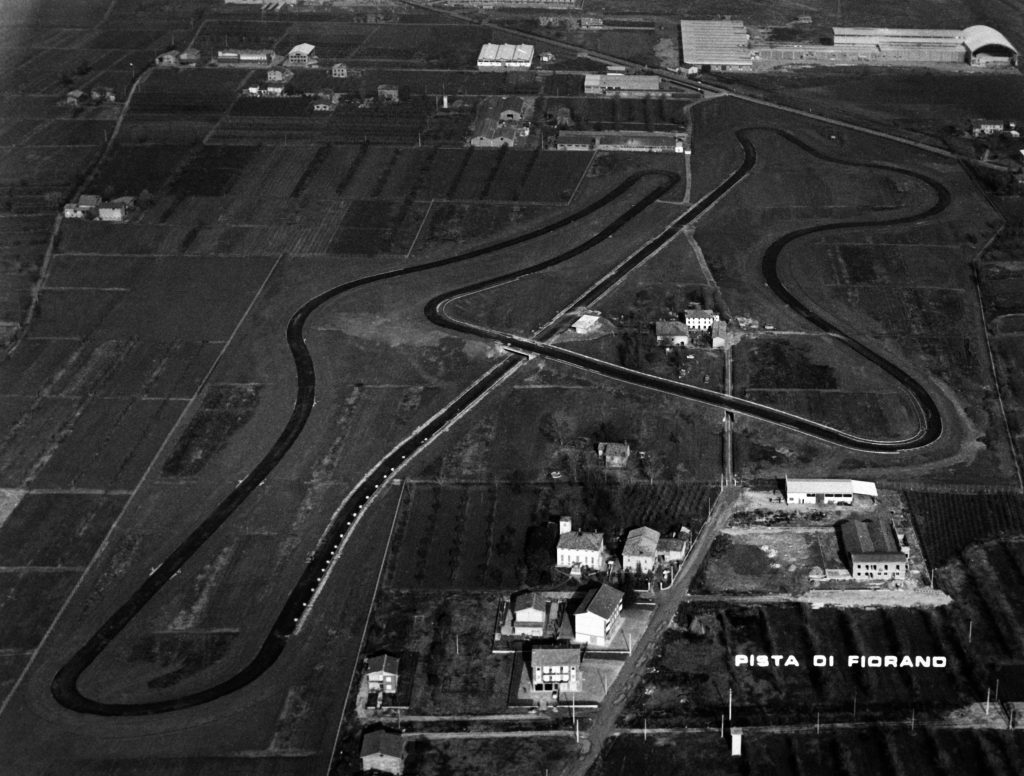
<box><xmin>514</xmin><ymin>591</ymin><xmax>546</xmax><ymax>612</ymax></box>
<box><xmin>531</xmin><ymin>646</ymin><xmax>581</xmax><ymax>667</ymax></box>
<box><xmin>289</xmin><ymin>42</ymin><xmax>316</xmax><ymax>56</ymax></box>
<box><xmin>623</xmin><ymin>526</ymin><xmax>659</xmax><ymax>557</ymax></box>
<box><xmin>679</xmin><ymin>19</ymin><xmax>751</xmax><ymax>67</ymax></box>
<box><xmin>366</xmin><ymin>654</ymin><xmax>400</xmax><ymax>675</ymax></box>
<box><xmin>577</xmin><ymin>583</ymin><xmax>623</xmax><ymax>620</ymax></box>
<box><xmin>655</xmin><ymin>320</ymin><xmax>689</xmax><ymax>335</ymax></box>
<box><xmin>786</xmin><ymin>478</ymin><xmax>878</xmax><ymax>497</ymax></box>
<box><xmin>557</xmin><ymin>531</ymin><xmax>605</xmax><ymax>551</ymax></box>
<box><xmin>839</xmin><ymin>516</ymin><xmax>900</xmax><ymax>557</ymax></box>
<box><xmin>361</xmin><ymin>729</ymin><xmax>404</xmax><ymax>759</ymax></box>
<box><xmin>478</xmin><ymin>42</ymin><xmax>535</xmax><ymax>63</ymax></box>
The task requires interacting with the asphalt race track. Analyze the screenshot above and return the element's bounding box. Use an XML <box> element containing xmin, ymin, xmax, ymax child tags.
<box><xmin>51</xmin><ymin>127</ymin><xmax>949</xmax><ymax>715</ymax></box>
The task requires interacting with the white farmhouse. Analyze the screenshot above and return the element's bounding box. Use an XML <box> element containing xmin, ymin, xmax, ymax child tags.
<box><xmin>573</xmin><ymin>583</ymin><xmax>623</xmax><ymax>647</ymax></box>
<box><xmin>622</xmin><ymin>526</ymin><xmax>659</xmax><ymax>573</ymax></box>
<box><xmin>684</xmin><ymin>308</ymin><xmax>719</xmax><ymax>331</ymax></box>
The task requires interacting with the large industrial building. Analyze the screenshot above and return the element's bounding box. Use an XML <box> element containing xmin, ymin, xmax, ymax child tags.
<box><xmin>477</xmin><ymin>43</ymin><xmax>535</xmax><ymax>70</ymax></box>
<box><xmin>684</xmin><ymin>18</ymin><xmax>1017</xmax><ymax>70</ymax></box>
<box><xmin>752</xmin><ymin>23</ymin><xmax>1017</xmax><ymax>68</ymax></box>
<box><xmin>679</xmin><ymin>19</ymin><xmax>752</xmax><ymax>71</ymax></box>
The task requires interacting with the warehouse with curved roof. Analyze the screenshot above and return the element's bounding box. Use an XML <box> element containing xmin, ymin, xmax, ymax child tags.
<box><xmin>961</xmin><ymin>25</ymin><xmax>1018</xmax><ymax>66</ymax></box>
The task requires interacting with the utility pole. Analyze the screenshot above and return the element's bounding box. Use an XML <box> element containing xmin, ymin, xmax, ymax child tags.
<box><xmin>968</xmin><ymin>619</ymin><xmax>973</xmax><ymax>643</ymax></box>
<box><xmin>728</xmin><ymin>688</ymin><xmax>732</xmax><ymax>721</ymax></box>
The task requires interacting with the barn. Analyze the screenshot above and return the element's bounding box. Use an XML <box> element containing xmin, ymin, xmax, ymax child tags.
<box><xmin>784</xmin><ymin>477</ymin><xmax>877</xmax><ymax>506</ymax></box>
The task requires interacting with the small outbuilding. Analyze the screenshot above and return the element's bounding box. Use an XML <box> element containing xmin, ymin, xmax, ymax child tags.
<box><xmin>360</xmin><ymin>729</ymin><xmax>405</xmax><ymax>775</ymax></box>
<box><xmin>597</xmin><ymin>441</ymin><xmax>630</xmax><ymax>468</ymax></box>
<box><xmin>655</xmin><ymin>320</ymin><xmax>689</xmax><ymax>347</ymax></box>
<box><xmin>377</xmin><ymin>84</ymin><xmax>400</xmax><ymax>103</ymax></box>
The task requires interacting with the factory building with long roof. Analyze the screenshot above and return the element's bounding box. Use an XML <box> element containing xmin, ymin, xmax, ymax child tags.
<box><xmin>679</xmin><ymin>19</ymin><xmax>752</xmax><ymax>71</ymax></box>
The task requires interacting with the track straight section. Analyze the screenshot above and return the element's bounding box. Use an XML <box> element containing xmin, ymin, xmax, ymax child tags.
<box><xmin>53</xmin><ymin>127</ymin><xmax>947</xmax><ymax>716</ymax></box>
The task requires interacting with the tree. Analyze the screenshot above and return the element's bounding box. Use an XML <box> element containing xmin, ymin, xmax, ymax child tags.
<box><xmin>539</xmin><ymin>410</ymin><xmax>574</xmax><ymax>447</ymax></box>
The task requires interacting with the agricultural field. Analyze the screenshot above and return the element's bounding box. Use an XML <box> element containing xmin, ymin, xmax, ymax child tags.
<box><xmin>593</xmin><ymin>728</ymin><xmax>1024</xmax><ymax>776</ymax></box>
<box><xmin>626</xmin><ymin>602</ymin><xmax>982</xmax><ymax>727</ymax></box>
<box><xmin>539</xmin><ymin>96</ymin><xmax>695</xmax><ymax>133</ymax></box>
<box><xmin>935</xmin><ymin>538</ymin><xmax>1024</xmax><ymax>677</ymax></box>
<box><xmin>718</xmin><ymin>70</ymin><xmax>1024</xmax><ymax>142</ymax></box>
<box><xmin>386</xmin><ymin>479</ymin><xmax>717</xmax><ymax>591</ymax></box>
<box><xmin>905</xmin><ymin>491</ymin><xmax>1024</xmax><ymax>568</ymax></box>
<box><xmin>732</xmin><ymin>336</ymin><xmax>920</xmax><ymax>440</ymax></box>
<box><xmin>362</xmin><ymin>590</ymin><xmax>515</xmax><ymax>714</ymax></box>
<box><xmin>161</xmin><ymin>384</ymin><xmax>261</xmax><ymax>478</ymax></box>
<box><xmin>410</xmin><ymin>358</ymin><xmax>723</xmax><ymax>484</ymax></box>
<box><xmin>402</xmin><ymin>737</ymin><xmax>575</xmax><ymax>776</ymax></box>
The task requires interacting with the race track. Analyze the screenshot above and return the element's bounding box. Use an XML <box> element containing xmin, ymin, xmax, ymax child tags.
<box><xmin>51</xmin><ymin>127</ymin><xmax>949</xmax><ymax>715</ymax></box>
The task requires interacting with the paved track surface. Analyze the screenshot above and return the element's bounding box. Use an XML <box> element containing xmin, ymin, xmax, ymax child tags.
<box><xmin>51</xmin><ymin>127</ymin><xmax>950</xmax><ymax>716</ymax></box>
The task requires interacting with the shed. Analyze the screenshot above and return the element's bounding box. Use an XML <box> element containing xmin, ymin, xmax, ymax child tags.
<box><xmin>360</xmin><ymin>729</ymin><xmax>405</xmax><ymax>775</ymax></box>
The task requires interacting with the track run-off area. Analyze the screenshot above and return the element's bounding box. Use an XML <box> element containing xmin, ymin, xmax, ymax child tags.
<box><xmin>51</xmin><ymin>124</ymin><xmax>950</xmax><ymax>715</ymax></box>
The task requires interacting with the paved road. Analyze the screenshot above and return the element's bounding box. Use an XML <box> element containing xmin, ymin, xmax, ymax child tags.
<box><xmin>559</xmin><ymin>487</ymin><xmax>744</xmax><ymax>776</ymax></box>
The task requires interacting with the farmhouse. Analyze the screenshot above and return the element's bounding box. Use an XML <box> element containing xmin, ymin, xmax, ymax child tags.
<box><xmin>679</xmin><ymin>19</ymin><xmax>753</xmax><ymax>71</ymax></box>
<box><xmin>838</xmin><ymin>516</ymin><xmax>908</xmax><ymax>581</ymax></box>
<box><xmin>658</xmin><ymin>533</ymin><xmax>689</xmax><ymax>563</ymax></box>
<box><xmin>62</xmin><ymin>194</ymin><xmax>101</xmax><ymax>218</ymax></box>
<box><xmin>477</xmin><ymin>43</ymin><xmax>535</xmax><ymax>71</ymax></box>
<box><xmin>65</xmin><ymin>89</ymin><xmax>87</xmax><ymax>106</ymax></box>
<box><xmin>512</xmin><ymin>591</ymin><xmax>547</xmax><ymax>637</ymax></box>
<box><xmin>970</xmin><ymin>118</ymin><xmax>1006</xmax><ymax>136</ymax></box>
<box><xmin>97</xmin><ymin>203</ymin><xmax>128</xmax><ymax>223</ymax></box>
<box><xmin>583</xmin><ymin>73</ymin><xmax>663</xmax><ymax>96</ymax></box>
<box><xmin>377</xmin><ymin>84</ymin><xmax>400</xmax><ymax>103</ymax></box>
<box><xmin>266</xmin><ymin>66</ymin><xmax>294</xmax><ymax>84</ymax></box>
<box><xmin>469</xmin><ymin>97</ymin><xmax>530</xmax><ymax>148</ymax></box>
<box><xmin>366</xmin><ymin>654</ymin><xmax>400</xmax><ymax>694</ymax></box>
<box><xmin>597</xmin><ymin>441</ymin><xmax>630</xmax><ymax>468</ymax></box>
<box><xmin>530</xmin><ymin>645</ymin><xmax>580</xmax><ymax>694</ymax></box>
<box><xmin>360</xmin><ymin>729</ymin><xmax>405</xmax><ymax>775</ymax></box>
<box><xmin>573</xmin><ymin>583</ymin><xmax>623</xmax><ymax>646</ymax></box>
<box><xmin>155</xmin><ymin>49</ymin><xmax>181</xmax><ymax>67</ymax></box>
<box><xmin>684</xmin><ymin>308</ymin><xmax>719</xmax><ymax>331</ymax></box>
<box><xmin>622</xmin><ymin>526</ymin><xmax>659</xmax><ymax>573</ymax></box>
<box><xmin>287</xmin><ymin>43</ymin><xmax>318</xmax><ymax>67</ymax></box>
<box><xmin>655</xmin><ymin>320</ymin><xmax>689</xmax><ymax>346</ymax></box>
<box><xmin>556</xmin><ymin>526</ymin><xmax>607</xmax><ymax>569</ymax></box>
<box><xmin>332</xmin><ymin>62</ymin><xmax>349</xmax><ymax>78</ymax></box>
<box><xmin>784</xmin><ymin>477</ymin><xmax>878</xmax><ymax>505</ymax></box>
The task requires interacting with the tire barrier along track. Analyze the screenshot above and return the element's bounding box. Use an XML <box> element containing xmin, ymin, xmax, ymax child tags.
<box><xmin>50</xmin><ymin>170</ymin><xmax>682</xmax><ymax>715</ymax></box>
<box><xmin>428</xmin><ymin>128</ymin><xmax>948</xmax><ymax>451</ymax></box>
